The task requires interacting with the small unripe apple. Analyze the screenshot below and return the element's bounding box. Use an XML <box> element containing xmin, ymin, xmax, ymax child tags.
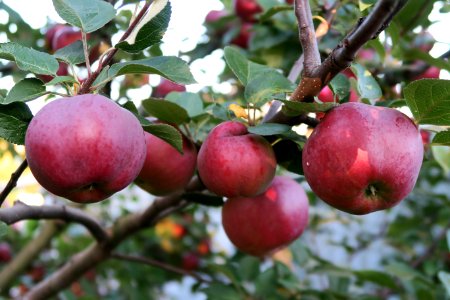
<box><xmin>303</xmin><ymin>102</ymin><xmax>423</xmax><ymax>215</ymax></box>
<box><xmin>233</xmin><ymin>0</ymin><xmax>263</xmax><ymax>22</ymax></box>
<box><xmin>25</xmin><ymin>94</ymin><xmax>147</xmax><ymax>203</ymax></box>
<box><xmin>197</xmin><ymin>121</ymin><xmax>277</xmax><ymax>198</ymax></box>
<box><xmin>0</xmin><ymin>243</ymin><xmax>12</xmax><ymax>263</ymax></box>
<box><xmin>222</xmin><ymin>176</ymin><xmax>309</xmax><ymax>257</ymax></box>
<box><xmin>152</xmin><ymin>78</ymin><xmax>186</xmax><ymax>98</ymax></box>
<box><xmin>135</xmin><ymin>128</ymin><xmax>197</xmax><ymax>196</ymax></box>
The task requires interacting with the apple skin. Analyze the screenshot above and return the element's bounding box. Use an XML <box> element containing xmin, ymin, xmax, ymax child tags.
<box><xmin>0</xmin><ymin>243</ymin><xmax>12</xmax><ymax>263</ymax></box>
<box><xmin>45</xmin><ymin>24</ymin><xmax>66</xmax><ymax>50</ymax></box>
<box><xmin>222</xmin><ymin>176</ymin><xmax>309</xmax><ymax>257</ymax></box>
<box><xmin>135</xmin><ymin>129</ymin><xmax>197</xmax><ymax>196</ymax></box>
<box><xmin>51</xmin><ymin>26</ymin><xmax>84</xmax><ymax>51</ymax></box>
<box><xmin>316</xmin><ymin>86</ymin><xmax>358</xmax><ymax>120</ymax></box>
<box><xmin>205</xmin><ymin>10</ymin><xmax>229</xmax><ymax>23</ymax></box>
<box><xmin>302</xmin><ymin>102</ymin><xmax>423</xmax><ymax>215</ymax></box>
<box><xmin>25</xmin><ymin>94</ymin><xmax>147</xmax><ymax>203</ymax></box>
<box><xmin>233</xmin><ymin>0</ymin><xmax>262</xmax><ymax>22</ymax></box>
<box><xmin>412</xmin><ymin>66</ymin><xmax>440</xmax><ymax>80</ymax></box>
<box><xmin>197</xmin><ymin>121</ymin><xmax>277</xmax><ymax>198</ymax></box>
<box><xmin>152</xmin><ymin>78</ymin><xmax>186</xmax><ymax>98</ymax></box>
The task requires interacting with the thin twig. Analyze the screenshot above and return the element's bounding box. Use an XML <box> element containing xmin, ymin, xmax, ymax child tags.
<box><xmin>0</xmin><ymin>201</ymin><xmax>108</xmax><ymax>242</ymax></box>
<box><xmin>82</xmin><ymin>31</ymin><xmax>92</xmax><ymax>77</ymax></box>
<box><xmin>0</xmin><ymin>159</ymin><xmax>28</xmax><ymax>207</ymax></box>
<box><xmin>78</xmin><ymin>0</ymin><xmax>153</xmax><ymax>94</ymax></box>
<box><xmin>295</xmin><ymin>0</ymin><xmax>321</xmax><ymax>75</ymax></box>
<box><xmin>111</xmin><ymin>253</ymin><xmax>212</xmax><ymax>283</ymax></box>
<box><xmin>23</xmin><ymin>177</ymin><xmax>202</xmax><ymax>299</ymax></box>
<box><xmin>411</xmin><ymin>221</ymin><xmax>450</xmax><ymax>269</ymax></box>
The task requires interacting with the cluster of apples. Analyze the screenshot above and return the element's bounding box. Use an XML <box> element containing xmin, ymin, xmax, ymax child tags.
<box><xmin>24</xmin><ymin>89</ymin><xmax>423</xmax><ymax>257</ymax></box>
<box><xmin>204</xmin><ymin>0</ymin><xmax>293</xmax><ymax>49</ymax></box>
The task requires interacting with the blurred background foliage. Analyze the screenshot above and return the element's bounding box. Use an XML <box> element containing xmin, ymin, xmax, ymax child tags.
<box><xmin>0</xmin><ymin>0</ymin><xmax>449</xmax><ymax>299</ymax></box>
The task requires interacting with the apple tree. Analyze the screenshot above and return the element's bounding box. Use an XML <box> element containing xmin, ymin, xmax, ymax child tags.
<box><xmin>0</xmin><ymin>0</ymin><xmax>449</xmax><ymax>299</ymax></box>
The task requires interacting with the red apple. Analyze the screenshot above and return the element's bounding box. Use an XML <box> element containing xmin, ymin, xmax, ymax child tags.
<box><xmin>233</xmin><ymin>0</ymin><xmax>263</xmax><ymax>22</ymax></box>
<box><xmin>45</xmin><ymin>24</ymin><xmax>66</xmax><ymax>50</ymax></box>
<box><xmin>197</xmin><ymin>121</ymin><xmax>277</xmax><ymax>198</ymax></box>
<box><xmin>181</xmin><ymin>252</ymin><xmax>200</xmax><ymax>271</ymax></box>
<box><xmin>222</xmin><ymin>176</ymin><xmax>309</xmax><ymax>257</ymax></box>
<box><xmin>25</xmin><ymin>94</ymin><xmax>147</xmax><ymax>203</ymax></box>
<box><xmin>52</xmin><ymin>26</ymin><xmax>84</xmax><ymax>51</ymax></box>
<box><xmin>38</xmin><ymin>62</ymin><xmax>69</xmax><ymax>83</ymax></box>
<box><xmin>412</xmin><ymin>66</ymin><xmax>440</xmax><ymax>80</ymax></box>
<box><xmin>318</xmin><ymin>86</ymin><xmax>335</xmax><ymax>103</ymax></box>
<box><xmin>205</xmin><ymin>10</ymin><xmax>229</xmax><ymax>23</ymax></box>
<box><xmin>316</xmin><ymin>86</ymin><xmax>358</xmax><ymax>120</ymax></box>
<box><xmin>231</xmin><ymin>22</ymin><xmax>252</xmax><ymax>49</ymax></box>
<box><xmin>302</xmin><ymin>102</ymin><xmax>423</xmax><ymax>215</ymax></box>
<box><xmin>0</xmin><ymin>243</ymin><xmax>12</xmax><ymax>263</ymax></box>
<box><xmin>286</xmin><ymin>0</ymin><xmax>294</xmax><ymax>4</ymax></box>
<box><xmin>135</xmin><ymin>128</ymin><xmax>197</xmax><ymax>196</ymax></box>
<box><xmin>152</xmin><ymin>78</ymin><xmax>186</xmax><ymax>98</ymax></box>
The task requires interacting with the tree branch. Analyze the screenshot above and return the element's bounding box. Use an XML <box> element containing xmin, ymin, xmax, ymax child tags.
<box><xmin>0</xmin><ymin>159</ymin><xmax>28</xmax><ymax>207</ymax></box>
<box><xmin>0</xmin><ymin>201</ymin><xmax>108</xmax><ymax>243</ymax></box>
<box><xmin>22</xmin><ymin>177</ymin><xmax>202</xmax><ymax>300</ymax></box>
<box><xmin>295</xmin><ymin>0</ymin><xmax>321</xmax><ymax>75</ymax></box>
<box><xmin>0</xmin><ymin>221</ymin><xmax>65</xmax><ymax>293</ymax></box>
<box><xmin>78</xmin><ymin>0</ymin><xmax>153</xmax><ymax>95</ymax></box>
<box><xmin>111</xmin><ymin>253</ymin><xmax>212</xmax><ymax>284</ymax></box>
<box><xmin>267</xmin><ymin>0</ymin><xmax>409</xmax><ymax>123</ymax></box>
<box><xmin>411</xmin><ymin>221</ymin><xmax>450</xmax><ymax>269</ymax></box>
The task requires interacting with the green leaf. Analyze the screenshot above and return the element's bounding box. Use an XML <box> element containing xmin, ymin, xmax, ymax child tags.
<box><xmin>165</xmin><ymin>92</ymin><xmax>204</xmax><ymax>118</ymax></box>
<box><xmin>354</xmin><ymin>270</ymin><xmax>398</xmax><ymax>290</ymax></box>
<box><xmin>0</xmin><ymin>102</ymin><xmax>33</xmax><ymax>145</ymax></box>
<box><xmin>201</xmin><ymin>283</ymin><xmax>242</xmax><ymax>300</ymax></box>
<box><xmin>107</xmin><ymin>57</ymin><xmax>196</xmax><ymax>85</ymax></box>
<box><xmin>404</xmin><ymin>79</ymin><xmax>450</xmax><ymax>125</ymax></box>
<box><xmin>259</xmin><ymin>5</ymin><xmax>292</xmax><ymax>22</ymax></box>
<box><xmin>280</xmin><ymin>100</ymin><xmax>337</xmax><ymax>116</ymax></box>
<box><xmin>116</xmin><ymin>0</ymin><xmax>171</xmax><ymax>53</ymax></box>
<box><xmin>432</xmin><ymin>131</ymin><xmax>450</xmax><ymax>146</ymax></box>
<box><xmin>239</xmin><ymin>256</ymin><xmax>261</xmax><ymax>281</ymax></box>
<box><xmin>53</xmin><ymin>40</ymin><xmax>86</xmax><ymax>65</ymax></box>
<box><xmin>438</xmin><ymin>271</ymin><xmax>450</xmax><ymax>296</ymax></box>
<box><xmin>44</xmin><ymin>76</ymin><xmax>78</xmax><ymax>86</ymax></box>
<box><xmin>142</xmin><ymin>98</ymin><xmax>189</xmax><ymax>125</ymax></box>
<box><xmin>0</xmin><ymin>222</ymin><xmax>8</xmax><ymax>238</ymax></box>
<box><xmin>142</xmin><ymin>123</ymin><xmax>183</xmax><ymax>153</ymax></box>
<box><xmin>2</xmin><ymin>78</ymin><xmax>46</xmax><ymax>104</ymax></box>
<box><xmin>447</xmin><ymin>229</ymin><xmax>450</xmax><ymax>251</ymax></box>
<box><xmin>403</xmin><ymin>49</ymin><xmax>450</xmax><ymax>71</ymax></box>
<box><xmin>245</xmin><ymin>71</ymin><xmax>294</xmax><ymax>105</ymax></box>
<box><xmin>52</xmin><ymin>0</ymin><xmax>116</xmax><ymax>33</ymax></box>
<box><xmin>0</xmin><ymin>43</ymin><xmax>58</xmax><ymax>75</ymax></box>
<box><xmin>247</xmin><ymin>123</ymin><xmax>291</xmax><ymax>136</ymax></box>
<box><xmin>224</xmin><ymin>46</ymin><xmax>249</xmax><ymax>85</ymax></box>
<box><xmin>329</xmin><ymin>74</ymin><xmax>350</xmax><ymax>101</ymax></box>
<box><xmin>432</xmin><ymin>145</ymin><xmax>450</xmax><ymax>174</ymax></box>
<box><xmin>350</xmin><ymin>63</ymin><xmax>382</xmax><ymax>103</ymax></box>
<box><xmin>183</xmin><ymin>192</ymin><xmax>224</xmax><ymax>207</ymax></box>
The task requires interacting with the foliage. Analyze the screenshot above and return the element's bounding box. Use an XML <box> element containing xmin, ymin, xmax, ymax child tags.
<box><xmin>0</xmin><ymin>0</ymin><xmax>449</xmax><ymax>299</ymax></box>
